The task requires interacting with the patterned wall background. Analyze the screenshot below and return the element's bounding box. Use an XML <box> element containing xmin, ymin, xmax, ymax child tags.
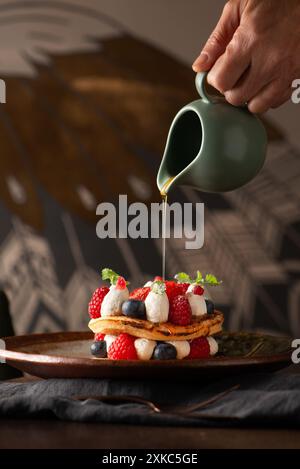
<box><xmin>0</xmin><ymin>0</ymin><xmax>299</xmax><ymax>336</ymax></box>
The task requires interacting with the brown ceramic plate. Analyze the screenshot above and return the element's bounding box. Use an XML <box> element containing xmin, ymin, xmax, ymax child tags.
<box><xmin>0</xmin><ymin>331</ymin><xmax>293</xmax><ymax>380</ymax></box>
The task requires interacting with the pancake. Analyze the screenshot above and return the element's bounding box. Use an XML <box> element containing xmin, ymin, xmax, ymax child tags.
<box><xmin>88</xmin><ymin>311</ymin><xmax>223</xmax><ymax>341</ymax></box>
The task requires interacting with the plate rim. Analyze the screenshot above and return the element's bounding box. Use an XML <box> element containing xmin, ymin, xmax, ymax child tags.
<box><xmin>0</xmin><ymin>331</ymin><xmax>293</xmax><ymax>369</ymax></box>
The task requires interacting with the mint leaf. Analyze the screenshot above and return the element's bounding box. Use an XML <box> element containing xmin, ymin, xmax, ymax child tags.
<box><xmin>204</xmin><ymin>273</ymin><xmax>222</xmax><ymax>286</ymax></box>
<box><xmin>174</xmin><ymin>272</ymin><xmax>192</xmax><ymax>283</ymax></box>
<box><xmin>175</xmin><ymin>270</ymin><xmax>222</xmax><ymax>287</ymax></box>
<box><xmin>151</xmin><ymin>280</ymin><xmax>166</xmax><ymax>295</ymax></box>
<box><xmin>101</xmin><ymin>268</ymin><xmax>120</xmax><ymax>285</ymax></box>
<box><xmin>193</xmin><ymin>271</ymin><xmax>222</xmax><ymax>286</ymax></box>
<box><xmin>194</xmin><ymin>271</ymin><xmax>203</xmax><ymax>284</ymax></box>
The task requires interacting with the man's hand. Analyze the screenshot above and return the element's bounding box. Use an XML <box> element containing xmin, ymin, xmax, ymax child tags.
<box><xmin>192</xmin><ymin>0</ymin><xmax>300</xmax><ymax>113</ymax></box>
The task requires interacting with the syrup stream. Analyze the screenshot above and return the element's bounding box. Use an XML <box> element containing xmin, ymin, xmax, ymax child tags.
<box><xmin>161</xmin><ymin>193</ymin><xmax>167</xmax><ymax>280</ymax></box>
<box><xmin>160</xmin><ymin>177</ymin><xmax>175</xmax><ymax>280</ymax></box>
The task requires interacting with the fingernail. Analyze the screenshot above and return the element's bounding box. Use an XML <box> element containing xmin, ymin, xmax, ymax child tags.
<box><xmin>192</xmin><ymin>52</ymin><xmax>209</xmax><ymax>71</ymax></box>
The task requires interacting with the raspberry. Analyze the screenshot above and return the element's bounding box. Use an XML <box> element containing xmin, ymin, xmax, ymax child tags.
<box><xmin>165</xmin><ymin>281</ymin><xmax>180</xmax><ymax>300</ymax></box>
<box><xmin>129</xmin><ymin>287</ymin><xmax>150</xmax><ymax>301</ymax></box>
<box><xmin>187</xmin><ymin>337</ymin><xmax>210</xmax><ymax>359</ymax></box>
<box><xmin>116</xmin><ymin>276</ymin><xmax>126</xmax><ymax>290</ymax></box>
<box><xmin>94</xmin><ymin>333</ymin><xmax>105</xmax><ymax>341</ymax></box>
<box><xmin>192</xmin><ymin>285</ymin><xmax>204</xmax><ymax>296</ymax></box>
<box><xmin>165</xmin><ymin>281</ymin><xmax>189</xmax><ymax>301</ymax></box>
<box><xmin>168</xmin><ymin>294</ymin><xmax>192</xmax><ymax>326</ymax></box>
<box><xmin>107</xmin><ymin>333</ymin><xmax>138</xmax><ymax>360</ymax></box>
<box><xmin>88</xmin><ymin>286</ymin><xmax>109</xmax><ymax>318</ymax></box>
<box><xmin>176</xmin><ymin>283</ymin><xmax>190</xmax><ymax>295</ymax></box>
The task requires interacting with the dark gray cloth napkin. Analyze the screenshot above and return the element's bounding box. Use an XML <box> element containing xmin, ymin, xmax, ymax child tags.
<box><xmin>0</xmin><ymin>369</ymin><xmax>299</xmax><ymax>427</ymax></box>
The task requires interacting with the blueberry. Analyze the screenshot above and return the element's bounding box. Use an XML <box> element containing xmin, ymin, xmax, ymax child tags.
<box><xmin>152</xmin><ymin>343</ymin><xmax>177</xmax><ymax>360</ymax></box>
<box><xmin>90</xmin><ymin>341</ymin><xmax>107</xmax><ymax>358</ymax></box>
<box><xmin>205</xmin><ymin>299</ymin><xmax>215</xmax><ymax>314</ymax></box>
<box><xmin>122</xmin><ymin>299</ymin><xmax>146</xmax><ymax>319</ymax></box>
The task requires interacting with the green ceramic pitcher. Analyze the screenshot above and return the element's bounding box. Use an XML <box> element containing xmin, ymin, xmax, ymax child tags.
<box><xmin>157</xmin><ymin>72</ymin><xmax>267</xmax><ymax>194</ymax></box>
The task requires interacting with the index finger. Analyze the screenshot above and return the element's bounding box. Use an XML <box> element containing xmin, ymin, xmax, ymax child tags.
<box><xmin>192</xmin><ymin>1</ymin><xmax>240</xmax><ymax>72</ymax></box>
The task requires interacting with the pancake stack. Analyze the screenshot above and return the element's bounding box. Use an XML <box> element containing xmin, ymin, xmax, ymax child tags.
<box><xmin>88</xmin><ymin>268</ymin><xmax>223</xmax><ymax>360</ymax></box>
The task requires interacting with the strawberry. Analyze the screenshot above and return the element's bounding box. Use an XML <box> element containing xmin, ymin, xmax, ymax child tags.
<box><xmin>187</xmin><ymin>337</ymin><xmax>210</xmax><ymax>359</ymax></box>
<box><xmin>107</xmin><ymin>333</ymin><xmax>138</xmax><ymax>360</ymax></box>
<box><xmin>129</xmin><ymin>287</ymin><xmax>150</xmax><ymax>301</ymax></box>
<box><xmin>168</xmin><ymin>294</ymin><xmax>192</xmax><ymax>326</ymax></box>
<box><xmin>94</xmin><ymin>333</ymin><xmax>105</xmax><ymax>341</ymax></box>
<box><xmin>88</xmin><ymin>286</ymin><xmax>109</xmax><ymax>318</ymax></box>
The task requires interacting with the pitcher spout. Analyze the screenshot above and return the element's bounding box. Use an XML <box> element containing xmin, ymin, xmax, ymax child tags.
<box><xmin>157</xmin><ymin>107</ymin><xmax>203</xmax><ymax>195</ymax></box>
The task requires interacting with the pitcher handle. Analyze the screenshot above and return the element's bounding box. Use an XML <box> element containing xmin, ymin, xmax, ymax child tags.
<box><xmin>195</xmin><ymin>72</ymin><xmax>226</xmax><ymax>104</ymax></box>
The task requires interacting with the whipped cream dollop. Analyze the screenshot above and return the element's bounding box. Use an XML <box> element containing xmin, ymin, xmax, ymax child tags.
<box><xmin>104</xmin><ymin>334</ymin><xmax>117</xmax><ymax>351</ymax></box>
<box><xmin>101</xmin><ymin>284</ymin><xmax>129</xmax><ymax>317</ymax></box>
<box><xmin>134</xmin><ymin>338</ymin><xmax>156</xmax><ymax>360</ymax></box>
<box><xmin>143</xmin><ymin>281</ymin><xmax>153</xmax><ymax>287</ymax></box>
<box><xmin>167</xmin><ymin>340</ymin><xmax>190</xmax><ymax>359</ymax></box>
<box><xmin>145</xmin><ymin>290</ymin><xmax>169</xmax><ymax>323</ymax></box>
<box><xmin>186</xmin><ymin>283</ymin><xmax>207</xmax><ymax>317</ymax></box>
<box><xmin>207</xmin><ymin>336</ymin><xmax>218</xmax><ymax>356</ymax></box>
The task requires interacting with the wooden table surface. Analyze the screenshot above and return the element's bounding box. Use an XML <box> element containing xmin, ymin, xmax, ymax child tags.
<box><xmin>1</xmin><ymin>365</ymin><xmax>300</xmax><ymax>449</ymax></box>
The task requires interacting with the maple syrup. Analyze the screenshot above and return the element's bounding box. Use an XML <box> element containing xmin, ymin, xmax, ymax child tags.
<box><xmin>160</xmin><ymin>177</ymin><xmax>175</xmax><ymax>280</ymax></box>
